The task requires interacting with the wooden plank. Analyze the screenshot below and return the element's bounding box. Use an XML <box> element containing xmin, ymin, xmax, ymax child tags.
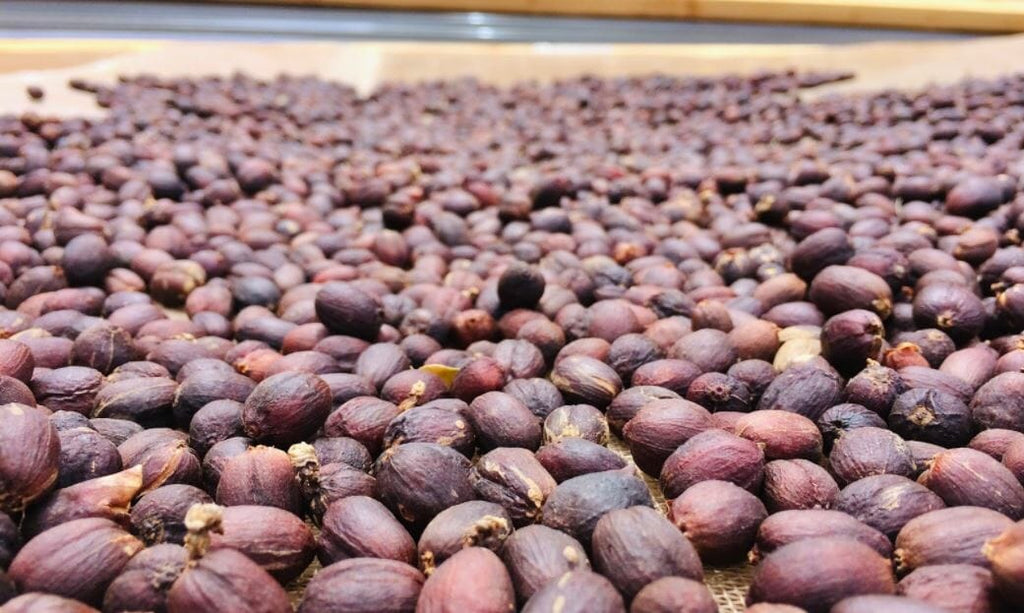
<box><xmin>0</xmin><ymin>40</ymin><xmax>160</xmax><ymax>75</ymax></box>
<box><xmin>222</xmin><ymin>0</ymin><xmax>1024</xmax><ymax>33</ymax></box>
<box><xmin>4</xmin><ymin>34</ymin><xmax>1024</xmax><ymax>117</ymax></box>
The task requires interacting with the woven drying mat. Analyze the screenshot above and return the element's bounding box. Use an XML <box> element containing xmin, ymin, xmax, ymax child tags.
<box><xmin>285</xmin><ymin>436</ymin><xmax>754</xmax><ymax>611</ymax></box>
<box><xmin>287</xmin><ymin>559</ymin><xmax>319</xmax><ymax>607</ymax></box>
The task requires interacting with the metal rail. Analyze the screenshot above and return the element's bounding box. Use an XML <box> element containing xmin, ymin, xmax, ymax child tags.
<box><xmin>0</xmin><ymin>1</ymin><xmax>969</xmax><ymax>43</ymax></box>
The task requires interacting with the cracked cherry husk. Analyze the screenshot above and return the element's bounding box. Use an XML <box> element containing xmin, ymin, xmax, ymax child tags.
<box><xmin>808</xmin><ymin>265</ymin><xmax>893</xmax><ymax>318</ymax></box>
<box><xmin>172</xmin><ymin>369</ymin><xmax>254</xmax><ymax>427</ymax></box>
<box><xmin>727</xmin><ymin>319</ymin><xmax>780</xmax><ymax>362</ymax></box>
<box><xmin>790</xmin><ymin>229</ymin><xmax>854</xmax><ymax>282</ymax></box>
<box><xmin>90</xmin><ymin>417</ymin><xmax>143</xmax><ymax>446</ymax></box>
<box><xmin>747</xmin><ymin>536</ymin><xmax>896</xmax><ymax>613</ymax></box>
<box><xmin>118</xmin><ymin>428</ymin><xmax>201</xmax><ymax>494</ymax></box>
<box><xmin>843</xmin><ymin>362</ymin><xmax>905</xmax><ymax>417</ymax></box>
<box><xmin>622</xmin><ymin>398</ymin><xmax>713</xmax><ymax>476</ymax></box>
<box><xmin>201</xmin><ymin>436</ymin><xmax>251</xmax><ymax>491</ymax></box>
<box><xmin>984</xmin><ymin>521</ymin><xmax>1024</xmax><ymax>604</ymax></box>
<box><xmin>734</xmin><ymin>410</ymin><xmax>822</xmax><ymax>460</ymax></box>
<box><xmin>629</xmin><ymin>361</ymin><xmax>701</xmax><ymax>398</ymax></box>
<box><xmin>659</xmin><ymin>428</ymin><xmax>764</xmax><ymax>498</ymax></box>
<box><xmin>895</xmin><ymin>506</ymin><xmax>1013</xmax><ymax>573</ymax></box>
<box><xmin>835</xmin><ymin>474</ymin><xmax>946</xmax><ymax>541</ymax></box>
<box><xmin>0</xmin><ymin>340</ymin><xmax>33</xmax><ymax>384</ymax></box>
<box><xmin>972</xmin><ymin>373</ymin><xmax>1024</xmax><ymax>432</ymax></box>
<box><xmin>542</xmin><ymin>403</ymin><xmax>608</xmax><ymax>445</ymax></box>
<box><xmin>416</xmin><ymin>547</ymin><xmax>516</xmax><ymax>613</ymax></box>
<box><xmin>501</xmin><ymin>524</ymin><xmax>590</xmax><ymax>604</ymax></box>
<box><xmin>215</xmin><ymin>445</ymin><xmax>302</xmax><ymax>514</ymax></box>
<box><xmin>898</xmin><ymin>564</ymin><xmax>1006</xmax><ymax>613</ymax></box>
<box><xmin>940</xmin><ymin>345</ymin><xmax>998</xmax><ymax>391</ymax></box>
<box><xmin>102</xmin><ymin>543</ymin><xmax>186</xmax><ymax>613</ymax></box>
<box><xmin>55</xmin><ymin>426</ymin><xmax>122</xmax><ymax>487</ymax></box>
<box><xmin>817</xmin><ymin>403</ymin><xmax>887</xmax><ymax>453</ymax></box>
<box><xmin>669</xmin><ymin>479</ymin><xmax>767</xmax><ymax>564</ymax></box>
<box><xmin>912</xmin><ymin>284</ymin><xmax>986</xmax><ymax>344</ymax></box>
<box><xmin>188</xmin><ymin>399</ymin><xmax>244</xmax><ymax>456</ymax></box>
<box><xmin>828</xmin><ymin>426</ymin><xmax>916</xmax><ymax>485</ymax></box>
<box><xmin>503</xmin><ymin>378</ymin><xmax>564</xmax><ymax>419</ymax></box>
<box><xmin>761</xmin><ymin>459</ymin><xmax>839</xmax><ymax>512</ymax></box>
<box><xmin>49</xmin><ymin>410</ymin><xmax>90</xmax><ymax>431</ymax></box>
<box><xmin>289</xmin><ymin>443</ymin><xmax>376</xmax><ymax>520</ymax></box>
<box><xmin>324</xmin><ymin>396</ymin><xmax>402</xmax><ymax>456</ymax></box>
<box><xmin>887</xmin><ymin>388</ymin><xmax>972</xmax><ymax>447</ymax></box>
<box><xmin>497</xmin><ymin>262</ymin><xmax>546</xmax><ymax>310</ymax></box>
<box><xmin>94</xmin><ymin>376</ymin><xmax>178</xmax><ymax>428</ymax></box>
<box><xmin>316</xmin><ymin>494</ymin><xmax>415</xmax><ymax>566</ymax></box>
<box><xmin>821</xmin><ymin>309</ymin><xmax>885</xmax><ymax>376</ymax></box>
<box><xmin>311</xmin><ymin>436</ymin><xmax>372</xmax><ymax>471</ymax></box>
<box><xmin>685</xmin><ymin>372</ymin><xmax>753</xmax><ymax>413</ymax></box>
<box><xmin>209</xmin><ymin>504</ymin><xmax>315</xmax><ymax>582</ymax></box>
<box><xmin>0</xmin><ymin>402</ymin><xmax>59</xmax><ymax>514</ymax></box>
<box><xmin>29</xmin><ymin>366</ymin><xmax>102</xmax><ymax>415</ymax></box>
<box><xmin>71</xmin><ymin>324</ymin><xmax>136</xmax><ymax>374</ymax></box>
<box><xmin>535</xmin><ymin>438</ymin><xmax>627</xmax><ymax>482</ymax></box>
<box><xmin>49</xmin><ymin>407</ymin><xmax>90</xmax><ymax>431</ymax></box>
<box><xmin>970</xmin><ymin>429</ymin><xmax>1024</xmax><ymax>460</ymax></box>
<box><xmin>22</xmin><ymin>465</ymin><xmax>143</xmax><ymax>538</ymax></box>
<box><xmin>298</xmin><ymin>558</ymin><xmax>424</xmax><ymax>613</ymax></box>
<box><xmin>465</xmin><ymin>391</ymin><xmax>543</xmax><ymax>451</ymax></box>
<box><xmin>630</xmin><ymin>577</ymin><xmax>717</xmax><ymax>613</ymax></box>
<box><xmin>727</xmin><ymin>359</ymin><xmax>776</xmax><ymax>401</ymax></box>
<box><xmin>355</xmin><ymin>343</ymin><xmax>411</xmax><ymax>390</ymax></box>
<box><xmin>521</xmin><ymin>570</ymin><xmax>625</xmax><ymax>613</ymax></box>
<box><xmin>374</xmin><ymin>442</ymin><xmax>475</xmax><ymax>529</ymax></box>
<box><xmin>314</xmin><ymin>281</ymin><xmax>383</xmax><ymax>341</ymax></box>
<box><xmin>164</xmin><ymin>504</ymin><xmax>291</xmax><ymax>613</ymax></box>
<box><xmin>418</xmin><ymin>500</ymin><xmax>512</xmax><ymax>572</ymax></box>
<box><xmin>550</xmin><ymin>354</ymin><xmax>622</xmax><ymax>409</ymax></box>
<box><xmin>670</xmin><ymin>328</ymin><xmax>738</xmax><ymax>373</ymax></box>
<box><xmin>605</xmin><ymin>385</ymin><xmax>682</xmax><ymax>436</ymax></box>
<box><xmin>470</xmin><ymin>447</ymin><xmax>556</xmax><ymax>526</ymax></box>
<box><xmin>894</xmin><ymin>329</ymin><xmax>956</xmax><ymax>369</ymax></box>
<box><xmin>883</xmin><ymin>342</ymin><xmax>930</xmax><ymax>370</ymax></box>
<box><xmin>241</xmin><ymin>371</ymin><xmax>332</xmax><ymax>446</ymax></box>
<box><xmin>1003</xmin><ymin>437</ymin><xmax>1024</xmax><ymax>486</ymax></box>
<box><xmin>8</xmin><ymin>517</ymin><xmax>143</xmax><ymax>606</ymax></box>
<box><xmin>898</xmin><ymin>366</ymin><xmax>973</xmax><ymax>405</ymax></box>
<box><xmin>606</xmin><ymin>334</ymin><xmax>663</xmax><ymax>382</ymax></box>
<box><xmin>130</xmin><ymin>483</ymin><xmax>213</xmax><ymax>545</ymax></box>
<box><xmin>452</xmin><ymin>358</ymin><xmax>507</xmax><ymax>405</ymax></box>
<box><xmin>919</xmin><ymin>448</ymin><xmax>1024</xmax><ymax>519</ymax></box>
<box><xmin>382</xmin><ymin>369</ymin><xmax>446</xmax><ymax>409</ymax></box>
<box><xmin>753</xmin><ymin>510</ymin><xmax>893</xmax><ymax>561</ymax></box>
<box><xmin>830</xmin><ymin>594</ymin><xmax>946</xmax><ymax>613</ymax></box>
<box><xmin>591</xmin><ymin>505</ymin><xmax>703</xmax><ymax>600</ymax></box>
<box><xmin>757</xmin><ymin>362</ymin><xmax>844</xmax><ymax>421</ymax></box>
<box><xmin>320</xmin><ymin>373</ymin><xmax>376</xmax><ymax>408</ymax></box>
<box><xmin>541</xmin><ymin>470</ymin><xmax>653</xmax><ymax>545</ymax></box>
<box><xmin>4</xmin><ymin>593</ymin><xmax>101</xmax><ymax>612</ymax></box>
<box><xmin>491</xmin><ymin>339</ymin><xmax>546</xmax><ymax>380</ymax></box>
<box><xmin>382</xmin><ymin>405</ymin><xmax>476</xmax><ymax>456</ymax></box>
<box><xmin>0</xmin><ymin>374</ymin><xmax>34</xmax><ymax>407</ymax></box>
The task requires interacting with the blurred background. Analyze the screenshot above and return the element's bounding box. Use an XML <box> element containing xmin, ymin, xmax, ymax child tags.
<box><xmin>3</xmin><ymin>0</ymin><xmax>1024</xmax><ymax>116</ymax></box>
<box><xmin>1</xmin><ymin>0</ymin><xmax>1011</xmax><ymax>44</ymax></box>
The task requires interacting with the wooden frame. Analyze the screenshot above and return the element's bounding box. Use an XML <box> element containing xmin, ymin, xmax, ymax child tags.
<box><xmin>227</xmin><ymin>0</ymin><xmax>1024</xmax><ymax>33</ymax></box>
